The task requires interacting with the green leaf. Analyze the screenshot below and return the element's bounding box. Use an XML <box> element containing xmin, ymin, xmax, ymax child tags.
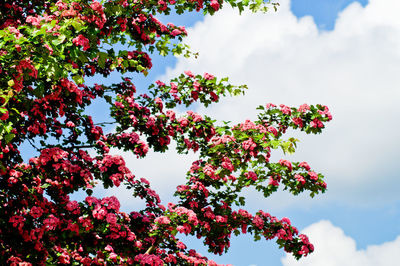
<box><xmin>4</xmin><ymin>133</ymin><xmax>14</xmax><ymax>143</ymax></box>
<box><xmin>104</xmin><ymin>95</ymin><xmax>112</xmax><ymax>104</ymax></box>
<box><xmin>4</xmin><ymin>123</ymin><xmax>12</xmax><ymax>133</ymax></box>
<box><xmin>98</xmin><ymin>52</ymin><xmax>108</xmax><ymax>68</ymax></box>
<box><xmin>7</xmin><ymin>80</ymin><xmax>15</xmax><ymax>87</ymax></box>
<box><xmin>270</xmin><ymin>139</ymin><xmax>280</xmax><ymax>149</ymax></box>
<box><xmin>72</xmin><ymin>75</ymin><xmax>84</xmax><ymax>85</ymax></box>
<box><xmin>52</xmin><ymin>34</ymin><xmax>66</xmax><ymax>46</ymax></box>
<box><xmin>71</xmin><ymin>20</ymin><xmax>84</xmax><ymax>32</ymax></box>
<box><xmin>86</xmin><ymin>189</ymin><xmax>93</xmax><ymax>196</ymax></box>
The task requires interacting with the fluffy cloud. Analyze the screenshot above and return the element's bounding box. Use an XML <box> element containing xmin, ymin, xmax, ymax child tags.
<box><xmin>93</xmin><ymin>145</ymin><xmax>199</xmax><ymax>211</ymax></box>
<box><xmin>281</xmin><ymin>220</ymin><xmax>400</xmax><ymax>266</ymax></box>
<box><xmin>158</xmin><ymin>0</ymin><xmax>400</xmax><ymax>207</ymax></box>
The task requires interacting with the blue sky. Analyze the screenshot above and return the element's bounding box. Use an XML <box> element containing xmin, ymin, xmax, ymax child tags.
<box><xmin>66</xmin><ymin>0</ymin><xmax>400</xmax><ymax>265</ymax></box>
<box><xmin>291</xmin><ymin>0</ymin><xmax>369</xmax><ymax>30</ymax></box>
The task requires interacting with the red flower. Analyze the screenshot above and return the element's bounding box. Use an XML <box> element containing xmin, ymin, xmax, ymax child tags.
<box><xmin>72</xmin><ymin>34</ymin><xmax>90</xmax><ymax>51</ymax></box>
<box><xmin>279</xmin><ymin>159</ymin><xmax>292</xmax><ymax>171</ymax></box>
<box><xmin>0</xmin><ymin>110</ymin><xmax>9</xmax><ymax>120</ymax></box>
<box><xmin>299</xmin><ymin>161</ymin><xmax>311</xmax><ymax>171</ymax></box>
<box><xmin>30</xmin><ymin>206</ymin><xmax>44</xmax><ymax>219</ymax></box>
<box><xmin>308</xmin><ymin>171</ymin><xmax>319</xmax><ymax>181</ymax></box>
<box><xmin>154</xmin><ymin>216</ymin><xmax>171</xmax><ymax>225</ymax></box>
<box><xmin>210</xmin><ymin>0</ymin><xmax>220</xmax><ymax>11</ymax></box>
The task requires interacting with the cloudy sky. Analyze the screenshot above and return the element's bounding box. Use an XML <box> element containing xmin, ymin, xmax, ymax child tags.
<box><xmin>88</xmin><ymin>0</ymin><xmax>400</xmax><ymax>265</ymax></box>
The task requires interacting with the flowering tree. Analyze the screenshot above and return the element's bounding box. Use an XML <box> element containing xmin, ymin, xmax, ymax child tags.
<box><xmin>0</xmin><ymin>0</ymin><xmax>332</xmax><ymax>265</ymax></box>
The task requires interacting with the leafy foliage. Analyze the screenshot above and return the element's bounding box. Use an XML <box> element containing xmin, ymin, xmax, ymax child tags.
<box><xmin>0</xmin><ymin>0</ymin><xmax>331</xmax><ymax>265</ymax></box>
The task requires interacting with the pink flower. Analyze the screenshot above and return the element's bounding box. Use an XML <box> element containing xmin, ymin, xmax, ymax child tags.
<box><xmin>280</xmin><ymin>104</ymin><xmax>291</xmax><ymax>115</ymax></box>
<box><xmin>176</xmin><ymin>224</ymin><xmax>191</xmax><ymax>234</ymax></box>
<box><xmin>17</xmin><ymin>59</ymin><xmax>38</xmax><ymax>79</ymax></box>
<box><xmin>0</xmin><ymin>110</ymin><xmax>9</xmax><ymax>121</ymax></box>
<box><xmin>92</xmin><ymin>205</ymin><xmax>107</xmax><ymax>220</ymax></box>
<box><xmin>308</xmin><ymin>171</ymin><xmax>319</xmax><ymax>181</ymax></box>
<box><xmin>215</xmin><ymin>215</ymin><xmax>227</xmax><ymax>223</ymax></box>
<box><xmin>279</xmin><ymin>159</ymin><xmax>292</xmax><ymax>171</ymax></box>
<box><xmin>26</xmin><ymin>16</ymin><xmax>43</xmax><ymax>27</ymax></box>
<box><xmin>72</xmin><ymin>34</ymin><xmax>90</xmax><ymax>51</ymax></box>
<box><xmin>176</xmin><ymin>241</ymin><xmax>186</xmax><ymax>249</ymax></box>
<box><xmin>171</xmin><ymin>29</ymin><xmax>181</xmax><ymax>36</ymax></box>
<box><xmin>90</xmin><ymin>1</ymin><xmax>104</xmax><ymax>13</ymax></box>
<box><xmin>221</xmin><ymin>157</ymin><xmax>234</xmax><ymax>172</ymax></box>
<box><xmin>110</xmin><ymin>173</ymin><xmax>123</xmax><ymax>186</ymax></box>
<box><xmin>8</xmin><ymin>27</ymin><xmax>23</xmax><ymax>39</ymax></box>
<box><xmin>66</xmin><ymin>222</ymin><xmax>79</xmax><ymax>235</ymax></box>
<box><xmin>134</xmin><ymin>254</ymin><xmax>164</xmax><ymax>265</ymax></box>
<box><xmin>109</xmin><ymin>252</ymin><xmax>118</xmax><ymax>261</ymax></box>
<box><xmin>184</xmin><ymin>70</ymin><xmax>194</xmax><ymax>77</ymax></box>
<box><xmin>102</xmin><ymin>196</ymin><xmax>121</xmax><ymax>211</ymax></box>
<box><xmin>106</xmin><ymin>213</ymin><xmax>117</xmax><ymax>224</ymax></box>
<box><xmin>178</xmin><ymin>117</ymin><xmax>189</xmax><ymax>127</ymax></box>
<box><xmin>193</xmin><ymin>80</ymin><xmax>201</xmax><ymax>91</ymax></box>
<box><xmin>267</xmin><ymin>126</ymin><xmax>278</xmax><ymax>137</ymax></box>
<box><xmin>292</xmin><ymin>117</ymin><xmax>303</xmax><ymax>128</ymax></box>
<box><xmin>295</xmin><ymin>174</ymin><xmax>306</xmax><ymax>185</ymax></box>
<box><xmin>66</xmin><ymin>121</ymin><xmax>75</xmax><ymax>127</ymax></box>
<box><xmin>30</xmin><ymin>206</ymin><xmax>43</xmax><ymax>219</ymax></box>
<box><xmin>114</xmin><ymin>101</ymin><xmax>124</xmax><ymax>108</ymax></box>
<box><xmin>210</xmin><ymin>0</ymin><xmax>220</xmax><ymax>11</ymax></box>
<box><xmin>55</xmin><ymin>0</ymin><xmax>68</xmax><ymax>10</ymax></box>
<box><xmin>238</xmin><ymin>209</ymin><xmax>252</xmax><ymax>218</ymax></box>
<box><xmin>44</xmin><ymin>44</ymin><xmax>54</xmax><ymax>55</ymax></box>
<box><xmin>78</xmin><ymin>216</ymin><xmax>93</xmax><ymax>231</ymax></box>
<box><xmin>154</xmin><ymin>216</ymin><xmax>171</xmax><ymax>225</ymax></box>
<box><xmin>85</xmin><ymin>196</ymin><xmax>100</xmax><ymax>206</ymax></box>
<box><xmin>281</xmin><ymin>217</ymin><xmax>291</xmax><ymax>225</ymax></box>
<box><xmin>66</xmin><ymin>201</ymin><xmax>80</xmax><ymax>214</ymax></box>
<box><xmin>9</xmin><ymin>215</ymin><xmax>25</xmax><ymax>229</ymax></box>
<box><xmin>209</xmin><ymin>91</ymin><xmax>218</xmax><ymax>102</ymax></box>
<box><xmin>242</xmin><ymin>138</ymin><xmax>256</xmax><ymax>151</ymax></box>
<box><xmin>298</xmin><ymin>104</ymin><xmax>310</xmax><ymax>113</ymax></box>
<box><xmin>203</xmin><ymin>72</ymin><xmax>215</xmax><ymax>80</ymax></box>
<box><xmin>203</xmin><ymin>164</ymin><xmax>215</xmax><ymax>178</ymax></box>
<box><xmin>276</xmin><ymin>229</ymin><xmax>287</xmax><ymax>239</ymax></box>
<box><xmin>189</xmin><ymin>112</ymin><xmax>203</xmax><ymax>122</ymax></box>
<box><xmin>43</xmin><ymin>214</ymin><xmax>60</xmax><ymax>230</ymax></box>
<box><xmin>266</xmin><ymin>103</ymin><xmax>277</xmax><ymax>109</ymax></box>
<box><xmin>252</xmin><ymin>215</ymin><xmax>264</xmax><ymax>229</ymax></box>
<box><xmin>299</xmin><ymin>161</ymin><xmax>310</xmax><ymax>171</ymax></box>
<box><xmin>155</xmin><ymin>80</ymin><xmax>165</xmax><ymax>87</ymax></box>
<box><xmin>154</xmin><ymin>97</ymin><xmax>163</xmax><ymax>110</ymax></box>
<box><xmin>269</xmin><ymin>177</ymin><xmax>279</xmax><ymax>187</ymax></box>
<box><xmin>170</xmin><ymin>82</ymin><xmax>178</xmax><ymax>93</ymax></box>
<box><xmin>204</xmin><ymin>209</ymin><xmax>215</xmax><ymax>220</ymax></box>
<box><xmin>59</xmin><ymin>253</ymin><xmax>70</xmax><ymax>264</ymax></box>
<box><xmin>245</xmin><ymin>171</ymin><xmax>257</xmax><ymax>181</ymax></box>
<box><xmin>310</xmin><ymin>118</ymin><xmax>324</xmax><ymax>128</ymax></box>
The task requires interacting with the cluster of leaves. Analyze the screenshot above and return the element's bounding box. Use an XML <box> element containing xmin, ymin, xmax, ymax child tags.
<box><xmin>0</xmin><ymin>0</ymin><xmax>331</xmax><ymax>265</ymax></box>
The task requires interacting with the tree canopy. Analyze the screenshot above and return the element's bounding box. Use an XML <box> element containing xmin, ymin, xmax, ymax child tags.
<box><xmin>0</xmin><ymin>0</ymin><xmax>332</xmax><ymax>264</ymax></box>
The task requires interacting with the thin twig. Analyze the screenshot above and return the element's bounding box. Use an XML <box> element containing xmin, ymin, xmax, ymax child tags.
<box><xmin>93</xmin><ymin>122</ymin><xmax>116</xmax><ymax>126</ymax></box>
<box><xmin>64</xmin><ymin>145</ymin><xmax>95</xmax><ymax>150</ymax></box>
<box><xmin>27</xmin><ymin>138</ymin><xmax>40</xmax><ymax>152</ymax></box>
<box><xmin>145</xmin><ymin>245</ymin><xmax>156</xmax><ymax>255</ymax></box>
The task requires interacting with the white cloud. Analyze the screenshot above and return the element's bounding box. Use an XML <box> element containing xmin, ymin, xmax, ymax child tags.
<box><xmin>281</xmin><ymin>220</ymin><xmax>400</xmax><ymax>266</ymax></box>
<box><xmin>94</xmin><ymin>144</ymin><xmax>199</xmax><ymax>211</ymax></box>
<box><xmin>157</xmin><ymin>0</ymin><xmax>400</xmax><ymax>207</ymax></box>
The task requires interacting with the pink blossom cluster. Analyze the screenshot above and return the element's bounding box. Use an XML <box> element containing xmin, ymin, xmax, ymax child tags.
<box><xmin>72</xmin><ymin>34</ymin><xmax>90</xmax><ymax>51</ymax></box>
